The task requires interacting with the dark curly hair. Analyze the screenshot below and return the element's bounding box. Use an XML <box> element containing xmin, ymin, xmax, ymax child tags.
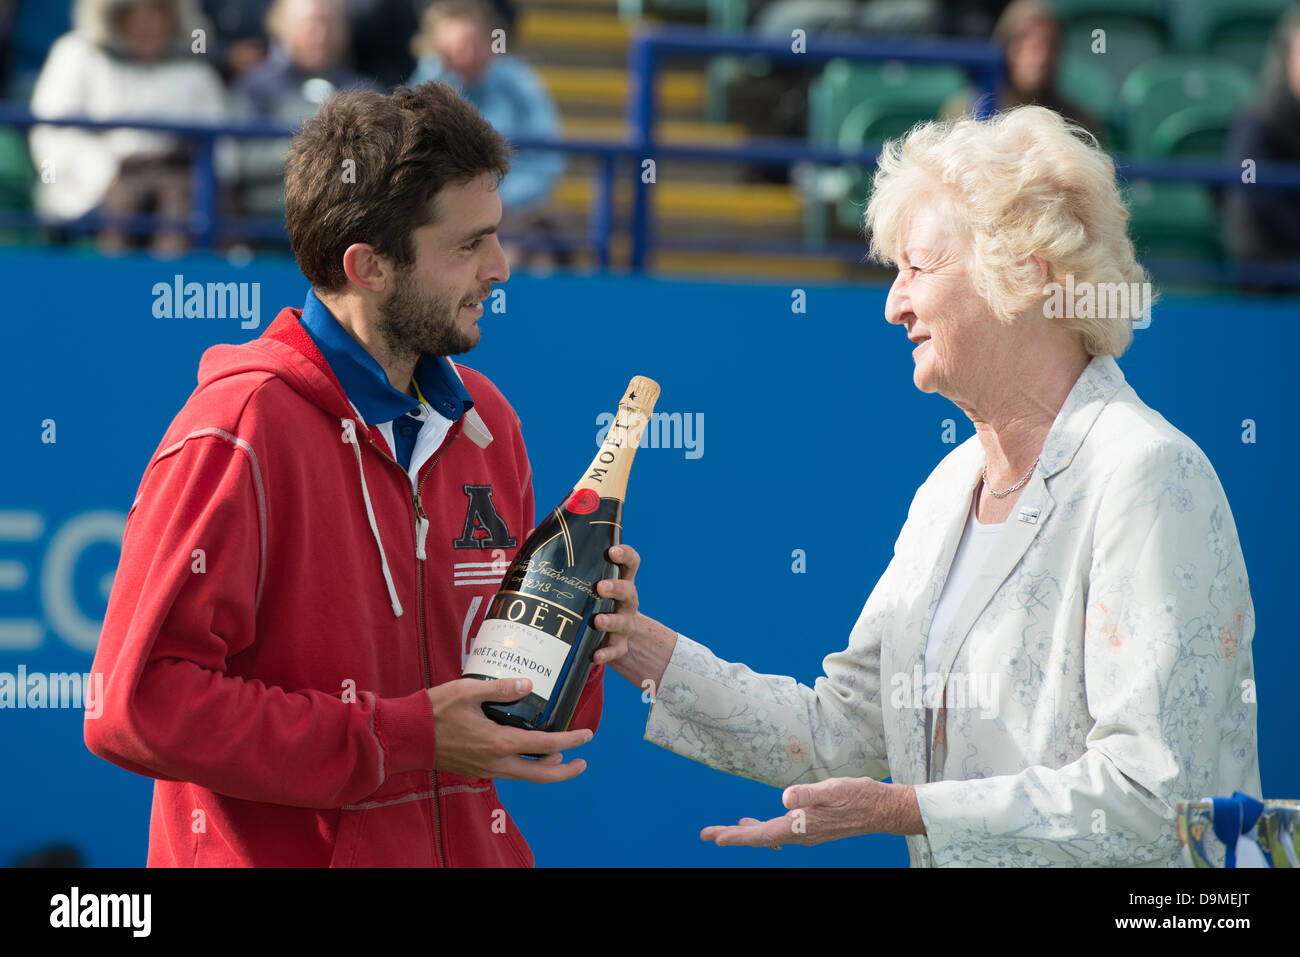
<box><xmin>284</xmin><ymin>81</ymin><xmax>510</xmax><ymax>291</ymax></box>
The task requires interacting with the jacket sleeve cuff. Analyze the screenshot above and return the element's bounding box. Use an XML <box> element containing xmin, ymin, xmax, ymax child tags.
<box><xmin>374</xmin><ymin>689</ymin><xmax>437</xmax><ymax>775</ymax></box>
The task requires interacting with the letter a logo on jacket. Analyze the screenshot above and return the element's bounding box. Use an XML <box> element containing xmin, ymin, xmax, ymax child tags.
<box><xmin>454</xmin><ymin>484</ymin><xmax>518</xmax><ymax>549</ymax></box>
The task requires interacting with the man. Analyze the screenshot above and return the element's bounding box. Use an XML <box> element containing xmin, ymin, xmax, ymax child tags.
<box><xmin>85</xmin><ymin>81</ymin><xmax>640</xmax><ymax>867</ymax></box>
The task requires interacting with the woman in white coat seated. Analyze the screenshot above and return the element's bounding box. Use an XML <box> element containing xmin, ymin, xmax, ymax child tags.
<box><xmin>28</xmin><ymin>0</ymin><xmax>229</xmax><ymax>254</ymax></box>
<box><xmin>600</xmin><ymin>105</ymin><xmax>1260</xmax><ymax>866</ymax></box>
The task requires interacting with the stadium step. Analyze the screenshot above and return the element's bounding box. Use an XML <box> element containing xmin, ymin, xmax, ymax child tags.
<box><xmin>511</xmin><ymin>0</ymin><xmax>843</xmax><ymax>278</ymax></box>
<box><xmin>517</xmin><ymin>9</ymin><xmax>637</xmax><ymax>48</ymax></box>
<box><xmin>537</xmin><ymin>65</ymin><xmax>707</xmax><ymax>112</ymax></box>
<box><xmin>650</xmin><ymin>248</ymin><xmax>858</xmax><ymax>281</ymax></box>
<box><xmin>554</xmin><ymin>237</ymin><xmax>859</xmax><ymax>280</ymax></box>
<box><xmin>561</xmin><ymin>116</ymin><xmax>748</xmax><ymax>144</ymax></box>
<box><xmin>554</xmin><ymin>176</ymin><xmax>801</xmax><ymax>226</ymax></box>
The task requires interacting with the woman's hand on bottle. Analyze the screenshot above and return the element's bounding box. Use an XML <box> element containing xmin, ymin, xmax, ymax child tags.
<box><xmin>591</xmin><ymin>544</ymin><xmax>641</xmax><ymax>666</ymax></box>
<box><xmin>590</xmin><ymin>542</ymin><xmax>678</xmax><ymax>692</ymax></box>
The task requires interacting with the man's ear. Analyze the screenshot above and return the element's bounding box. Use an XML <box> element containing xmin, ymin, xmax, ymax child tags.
<box><xmin>341</xmin><ymin>244</ymin><xmax>389</xmax><ymax>294</ymax></box>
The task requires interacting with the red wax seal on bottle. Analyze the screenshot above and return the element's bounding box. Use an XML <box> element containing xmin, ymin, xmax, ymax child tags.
<box><xmin>565</xmin><ymin>489</ymin><xmax>599</xmax><ymax>514</ymax></box>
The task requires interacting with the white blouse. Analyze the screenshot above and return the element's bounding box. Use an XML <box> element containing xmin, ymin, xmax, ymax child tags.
<box><xmin>924</xmin><ymin>487</ymin><xmax>1005</xmax><ymax>678</ymax></box>
<box><xmin>923</xmin><ymin>488</ymin><xmax>1005</xmax><ymax>752</ymax></box>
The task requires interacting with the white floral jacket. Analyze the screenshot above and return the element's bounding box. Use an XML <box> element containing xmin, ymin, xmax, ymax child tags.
<box><xmin>645</xmin><ymin>354</ymin><xmax>1260</xmax><ymax>866</ymax></box>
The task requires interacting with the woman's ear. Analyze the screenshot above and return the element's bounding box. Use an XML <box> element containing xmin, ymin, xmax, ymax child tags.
<box><xmin>1030</xmin><ymin>253</ymin><xmax>1049</xmax><ymax>285</ymax></box>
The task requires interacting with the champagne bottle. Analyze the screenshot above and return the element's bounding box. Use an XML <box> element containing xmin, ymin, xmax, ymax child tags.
<box><xmin>463</xmin><ymin>376</ymin><xmax>660</xmax><ymax>732</ymax></box>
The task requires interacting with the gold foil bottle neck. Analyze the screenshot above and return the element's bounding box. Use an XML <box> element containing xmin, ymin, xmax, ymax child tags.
<box><xmin>619</xmin><ymin>376</ymin><xmax>660</xmax><ymax>416</ymax></box>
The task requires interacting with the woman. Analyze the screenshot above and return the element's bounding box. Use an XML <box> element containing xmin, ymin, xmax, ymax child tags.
<box><xmin>941</xmin><ymin>0</ymin><xmax>1099</xmax><ymax>140</ymax></box>
<box><xmin>28</xmin><ymin>0</ymin><xmax>229</xmax><ymax>254</ymax></box>
<box><xmin>600</xmin><ymin>106</ymin><xmax>1260</xmax><ymax>866</ymax></box>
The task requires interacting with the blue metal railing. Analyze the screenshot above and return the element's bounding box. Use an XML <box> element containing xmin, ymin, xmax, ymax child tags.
<box><xmin>2</xmin><ymin>24</ymin><xmax>1299</xmax><ymax>286</ymax></box>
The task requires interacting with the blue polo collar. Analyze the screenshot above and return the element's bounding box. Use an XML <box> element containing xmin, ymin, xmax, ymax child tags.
<box><xmin>300</xmin><ymin>289</ymin><xmax>474</xmax><ymax>425</ymax></box>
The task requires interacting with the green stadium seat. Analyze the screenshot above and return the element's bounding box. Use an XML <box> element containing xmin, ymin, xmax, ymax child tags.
<box><xmin>0</xmin><ymin>126</ymin><xmax>37</xmax><ymax>245</ymax></box>
<box><xmin>1056</xmin><ymin>54</ymin><xmax>1121</xmax><ymax>146</ymax></box>
<box><xmin>1169</xmin><ymin>0</ymin><xmax>1291</xmax><ymax>78</ymax></box>
<box><xmin>1119</xmin><ymin>57</ymin><xmax>1254</xmax><ymax>156</ymax></box>
<box><xmin>0</xmin><ymin>126</ymin><xmax>33</xmax><ymax>209</ymax></box>
<box><xmin>1124</xmin><ymin>179</ymin><xmax>1223</xmax><ymax>261</ymax></box>
<box><xmin>805</xmin><ymin>60</ymin><xmax>966</xmax><ymax>235</ymax></box>
<box><xmin>1147</xmin><ymin>102</ymin><xmax>1245</xmax><ymax>159</ymax></box>
<box><xmin>707</xmin><ymin>0</ymin><xmax>747</xmax><ymax>30</ymax></box>
<box><xmin>1048</xmin><ymin>0</ymin><xmax>1171</xmax><ymax>88</ymax></box>
<box><xmin>839</xmin><ymin>99</ymin><xmax>942</xmax><ymax>146</ymax></box>
<box><xmin>809</xmin><ymin>59</ymin><xmax>967</xmax><ymax>146</ymax></box>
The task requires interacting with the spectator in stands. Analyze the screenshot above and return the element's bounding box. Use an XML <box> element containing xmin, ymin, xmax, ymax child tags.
<box><xmin>201</xmin><ymin>0</ymin><xmax>273</xmax><ymax>81</ymax></box>
<box><xmin>943</xmin><ymin>0</ymin><xmax>1097</xmax><ymax>138</ymax></box>
<box><xmin>409</xmin><ymin>0</ymin><xmax>568</xmax><ymax>270</ymax></box>
<box><xmin>349</xmin><ymin>0</ymin><xmax>516</xmax><ymax>89</ymax></box>
<box><xmin>233</xmin><ymin>0</ymin><xmax>376</xmax><ymax>218</ymax></box>
<box><xmin>1223</xmin><ymin>4</ymin><xmax>1300</xmax><ymax>269</ymax></box>
<box><xmin>28</xmin><ymin>0</ymin><xmax>230</xmax><ymax>255</ymax></box>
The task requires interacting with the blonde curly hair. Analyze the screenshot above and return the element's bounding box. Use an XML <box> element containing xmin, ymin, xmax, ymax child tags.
<box><xmin>865</xmin><ymin>105</ymin><xmax>1150</xmax><ymax>357</ymax></box>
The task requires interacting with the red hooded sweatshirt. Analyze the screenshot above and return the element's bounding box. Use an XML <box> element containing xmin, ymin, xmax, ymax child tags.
<box><xmin>86</xmin><ymin>307</ymin><xmax>603</xmax><ymax>866</ymax></box>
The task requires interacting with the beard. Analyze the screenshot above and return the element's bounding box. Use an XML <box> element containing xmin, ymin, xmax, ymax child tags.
<box><xmin>375</xmin><ymin>266</ymin><xmax>481</xmax><ymax>361</ymax></box>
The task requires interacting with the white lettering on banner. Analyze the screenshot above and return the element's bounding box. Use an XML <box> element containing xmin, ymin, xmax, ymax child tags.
<box><xmin>0</xmin><ymin>509</ymin><xmax>126</xmax><ymax>653</ymax></box>
<box><xmin>0</xmin><ymin>510</ymin><xmax>44</xmax><ymax>649</ymax></box>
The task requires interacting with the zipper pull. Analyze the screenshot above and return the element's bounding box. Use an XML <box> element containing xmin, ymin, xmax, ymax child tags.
<box><xmin>415</xmin><ymin>515</ymin><xmax>429</xmax><ymax>561</ymax></box>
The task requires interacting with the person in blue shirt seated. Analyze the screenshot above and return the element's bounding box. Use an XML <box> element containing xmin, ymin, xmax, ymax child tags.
<box><xmin>408</xmin><ymin>0</ymin><xmax>569</xmax><ymax>271</ymax></box>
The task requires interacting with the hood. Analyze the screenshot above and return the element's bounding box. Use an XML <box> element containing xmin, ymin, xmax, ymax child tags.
<box><xmin>196</xmin><ymin>306</ymin><xmax>494</xmax><ymax>446</ymax></box>
<box><xmin>197</xmin><ymin>306</ymin><xmax>357</xmax><ymax>420</ymax></box>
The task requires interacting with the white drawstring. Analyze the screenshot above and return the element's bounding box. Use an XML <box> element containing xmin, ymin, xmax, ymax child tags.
<box><xmin>415</xmin><ymin>517</ymin><xmax>429</xmax><ymax>560</ymax></box>
<box><xmin>341</xmin><ymin>418</ymin><xmax>403</xmax><ymax>618</ymax></box>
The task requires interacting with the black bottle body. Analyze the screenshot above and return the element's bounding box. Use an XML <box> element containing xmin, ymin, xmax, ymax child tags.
<box><xmin>465</xmin><ymin>492</ymin><xmax>622</xmax><ymax>732</ymax></box>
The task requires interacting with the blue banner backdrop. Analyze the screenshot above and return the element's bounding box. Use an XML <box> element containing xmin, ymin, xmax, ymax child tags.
<box><xmin>0</xmin><ymin>248</ymin><xmax>1294</xmax><ymax>867</ymax></box>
